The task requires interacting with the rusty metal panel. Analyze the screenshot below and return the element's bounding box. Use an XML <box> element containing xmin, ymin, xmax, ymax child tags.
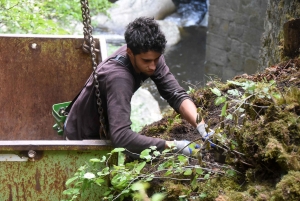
<box><xmin>0</xmin><ymin>35</ymin><xmax>102</xmax><ymax>140</ymax></box>
<box><xmin>0</xmin><ymin>143</ymin><xmax>114</xmax><ymax>201</ymax></box>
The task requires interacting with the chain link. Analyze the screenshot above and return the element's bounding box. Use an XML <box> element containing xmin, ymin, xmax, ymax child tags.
<box><xmin>80</xmin><ymin>0</ymin><xmax>107</xmax><ymax>138</ymax></box>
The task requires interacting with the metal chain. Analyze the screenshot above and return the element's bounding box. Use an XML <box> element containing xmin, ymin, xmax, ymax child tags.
<box><xmin>80</xmin><ymin>0</ymin><xmax>107</xmax><ymax>138</ymax></box>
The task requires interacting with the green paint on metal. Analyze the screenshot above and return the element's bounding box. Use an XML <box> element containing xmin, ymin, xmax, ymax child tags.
<box><xmin>0</xmin><ymin>149</ymin><xmax>115</xmax><ymax>201</ymax></box>
<box><xmin>52</xmin><ymin>101</ymin><xmax>71</xmax><ymax>136</ymax></box>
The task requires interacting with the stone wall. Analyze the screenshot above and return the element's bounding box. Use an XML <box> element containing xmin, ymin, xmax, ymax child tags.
<box><xmin>259</xmin><ymin>0</ymin><xmax>300</xmax><ymax>71</ymax></box>
<box><xmin>204</xmin><ymin>0</ymin><xmax>268</xmax><ymax>81</ymax></box>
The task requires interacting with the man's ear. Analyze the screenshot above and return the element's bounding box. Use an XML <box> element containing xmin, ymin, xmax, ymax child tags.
<box><xmin>127</xmin><ymin>48</ymin><xmax>133</xmax><ymax>57</ymax></box>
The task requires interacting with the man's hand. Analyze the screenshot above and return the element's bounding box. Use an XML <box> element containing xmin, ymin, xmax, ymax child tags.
<box><xmin>173</xmin><ymin>140</ymin><xmax>200</xmax><ymax>156</ymax></box>
<box><xmin>196</xmin><ymin>123</ymin><xmax>215</xmax><ymax>140</ymax></box>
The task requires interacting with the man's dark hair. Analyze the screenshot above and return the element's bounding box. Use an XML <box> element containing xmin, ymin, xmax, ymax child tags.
<box><xmin>124</xmin><ymin>17</ymin><xmax>167</xmax><ymax>55</ymax></box>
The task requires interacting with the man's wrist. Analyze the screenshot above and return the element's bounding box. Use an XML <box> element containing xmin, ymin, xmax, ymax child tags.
<box><xmin>165</xmin><ymin>141</ymin><xmax>174</xmax><ymax>149</ymax></box>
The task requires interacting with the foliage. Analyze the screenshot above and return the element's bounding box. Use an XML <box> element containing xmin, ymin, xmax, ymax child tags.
<box><xmin>0</xmin><ymin>0</ymin><xmax>113</xmax><ymax>34</ymax></box>
<box><xmin>62</xmin><ymin>145</ymin><xmax>237</xmax><ymax>201</ymax></box>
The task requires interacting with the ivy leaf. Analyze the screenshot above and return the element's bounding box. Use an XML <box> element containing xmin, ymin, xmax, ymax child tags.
<box><xmin>111</xmin><ymin>148</ymin><xmax>125</xmax><ymax>153</ymax></box>
<box><xmin>227</xmin><ymin>80</ymin><xmax>243</xmax><ymax>86</ymax></box>
<box><xmin>131</xmin><ymin>181</ymin><xmax>149</xmax><ymax>191</ymax></box>
<box><xmin>226</xmin><ymin>114</ymin><xmax>233</xmax><ymax>120</ymax></box>
<box><xmin>199</xmin><ymin>192</ymin><xmax>207</xmax><ymax>198</ymax></box>
<box><xmin>221</xmin><ymin>102</ymin><xmax>228</xmax><ymax>116</ymax></box>
<box><xmin>184</xmin><ymin>168</ymin><xmax>192</xmax><ymax>175</ymax></box>
<box><xmin>210</xmin><ymin>87</ymin><xmax>222</xmax><ymax>97</ymax></box>
<box><xmin>195</xmin><ymin>167</ymin><xmax>203</xmax><ymax>175</ymax></box>
<box><xmin>238</xmin><ymin>108</ymin><xmax>245</xmax><ymax>113</ymax></box>
<box><xmin>151</xmin><ymin>193</ymin><xmax>166</xmax><ymax>201</ymax></box>
<box><xmin>191</xmin><ymin>176</ymin><xmax>197</xmax><ymax>189</ymax></box>
<box><xmin>177</xmin><ymin>155</ymin><xmax>188</xmax><ymax>163</ymax></box>
<box><xmin>135</xmin><ymin>161</ymin><xmax>146</xmax><ymax>174</ymax></box>
<box><xmin>149</xmin><ymin>146</ymin><xmax>157</xmax><ymax>150</ymax></box>
<box><xmin>140</xmin><ymin>149</ymin><xmax>152</xmax><ymax>161</ymax></box>
<box><xmin>215</xmin><ymin>96</ymin><xmax>226</xmax><ymax>106</ymax></box>
<box><xmin>145</xmin><ymin>174</ymin><xmax>154</xmax><ymax>182</ymax></box>
<box><xmin>204</xmin><ymin>174</ymin><xmax>210</xmax><ymax>179</ymax></box>
<box><xmin>227</xmin><ymin>89</ymin><xmax>241</xmax><ymax>96</ymax></box>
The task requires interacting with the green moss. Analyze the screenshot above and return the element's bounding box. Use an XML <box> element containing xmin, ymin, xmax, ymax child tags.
<box><xmin>272</xmin><ymin>171</ymin><xmax>300</xmax><ymax>200</ymax></box>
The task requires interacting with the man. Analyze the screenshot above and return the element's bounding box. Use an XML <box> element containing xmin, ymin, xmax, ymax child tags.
<box><xmin>64</xmin><ymin>17</ymin><xmax>209</xmax><ymax>157</ymax></box>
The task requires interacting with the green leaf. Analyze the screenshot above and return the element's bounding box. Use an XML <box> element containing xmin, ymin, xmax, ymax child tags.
<box><xmin>131</xmin><ymin>181</ymin><xmax>149</xmax><ymax>191</ymax></box>
<box><xmin>238</xmin><ymin>108</ymin><xmax>245</xmax><ymax>113</ymax></box>
<box><xmin>226</xmin><ymin>114</ymin><xmax>233</xmax><ymax>120</ymax></box>
<box><xmin>135</xmin><ymin>161</ymin><xmax>146</xmax><ymax>174</ymax></box>
<box><xmin>118</xmin><ymin>152</ymin><xmax>126</xmax><ymax>165</ymax></box>
<box><xmin>272</xmin><ymin>92</ymin><xmax>282</xmax><ymax>100</ymax></box>
<box><xmin>227</xmin><ymin>80</ymin><xmax>244</xmax><ymax>86</ymax></box>
<box><xmin>153</xmin><ymin>150</ymin><xmax>161</xmax><ymax>157</ymax></box>
<box><xmin>177</xmin><ymin>155</ymin><xmax>188</xmax><ymax>163</ymax></box>
<box><xmin>184</xmin><ymin>168</ymin><xmax>192</xmax><ymax>175</ymax></box>
<box><xmin>231</xmin><ymin>140</ymin><xmax>238</xmax><ymax>146</ymax></box>
<box><xmin>226</xmin><ymin>169</ymin><xmax>236</xmax><ymax>177</ymax></box>
<box><xmin>187</xmin><ymin>86</ymin><xmax>195</xmax><ymax>94</ymax></box>
<box><xmin>140</xmin><ymin>149</ymin><xmax>152</xmax><ymax>161</ymax></box>
<box><xmin>63</xmin><ymin>188</ymin><xmax>80</xmax><ymax>195</ymax></box>
<box><xmin>149</xmin><ymin>146</ymin><xmax>157</xmax><ymax>150</ymax></box>
<box><xmin>90</xmin><ymin>158</ymin><xmax>101</xmax><ymax>163</ymax></box>
<box><xmin>195</xmin><ymin>167</ymin><xmax>203</xmax><ymax>175</ymax></box>
<box><xmin>243</xmin><ymin>81</ymin><xmax>256</xmax><ymax>93</ymax></box>
<box><xmin>191</xmin><ymin>176</ymin><xmax>197</xmax><ymax>189</ymax></box>
<box><xmin>145</xmin><ymin>174</ymin><xmax>154</xmax><ymax>182</ymax></box>
<box><xmin>151</xmin><ymin>193</ymin><xmax>166</xmax><ymax>201</ymax></box>
<box><xmin>227</xmin><ymin>89</ymin><xmax>241</xmax><ymax>96</ymax></box>
<box><xmin>215</xmin><ymin>96</ymin><xmax>226</xmax><ymax>106</ymax></box>
<box><xmin>199</xmin><ymin>192</ymin><xmax>207</xmax><ymax>198</ymax></box>
<box><xmin>65</xmin><ymin>176</ymin><xmax>78</xmax><ymax>186</ymax></box>
<box><xmin>111</xmin><ymin>148</ymin><xmax>125</xmax><ymax>153</ymax></box>
<box><xmin>263</xmin><ymin>87</ymin><xmax>269</xmax><ymax>93</ymax></box>
<box><xmin>94</xmin><ymin>178</ymin><xmax>105</xmax><ymax>186</ymax></box>
<box><xmin>204</xmin><ymin>174</ymin><xmax>210</xmax><ymax>179</ymax></box>
<box><xmin>210</xmin><ymin>87</ymin><xmax>222</xmax><ymax>97</ymax></box>
<box><xmin>164</xmin><ymin>170</ymin><xmax>172</xmax><ymax>176</ymax></box>
<box><xmin>221</xmin><ymin>102</ymin><xmax>228</xmax><ymax>116</ymax></box>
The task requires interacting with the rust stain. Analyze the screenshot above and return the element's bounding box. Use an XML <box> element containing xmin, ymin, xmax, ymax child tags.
<box><xmin>8</xmin><ymin>184</ymin><xmax>12</xmax><ymax>201</ymax></box>
<box><xmin>0</xmin><ymin>36</ymin><xmax>100</xmax><ymax>140</ymax></box>
<box><xmin>35</xmin><ymin>168</ymin><xmax>41</xmax><ymax>192</ymax></box>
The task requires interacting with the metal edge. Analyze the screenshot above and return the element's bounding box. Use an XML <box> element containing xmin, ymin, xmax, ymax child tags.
<box><xmin>0</xmin><ymin>140</ymin><xmax>113</xmax><ymax>151</ymax></box>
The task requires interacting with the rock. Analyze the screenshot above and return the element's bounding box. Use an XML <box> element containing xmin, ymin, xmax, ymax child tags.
<box><xmin>157</xmin><ymin>20</ymin><xmax>181</xmax><ymax>46</ymax></box>
<box><xmin>130</xmin><ymin>88</ymin><xmax>162</xmax><ymax>132</ymax></box>
<box><xmin>93</xmin><ymin>0</ymin><xmax>181</xmax><ymax>46</ymax></box>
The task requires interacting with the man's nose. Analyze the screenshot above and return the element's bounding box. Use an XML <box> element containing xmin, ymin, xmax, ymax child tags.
<box><xmin>149</xmin><ymin>61</ymin><xmax>156</xmax><ymax>70</ymax></box>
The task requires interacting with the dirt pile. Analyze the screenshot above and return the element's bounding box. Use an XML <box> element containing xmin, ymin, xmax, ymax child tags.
<box><xmin>140</xmin><ymin>59</ymin><xmax>300</xmax><ymax>200</ymax></box>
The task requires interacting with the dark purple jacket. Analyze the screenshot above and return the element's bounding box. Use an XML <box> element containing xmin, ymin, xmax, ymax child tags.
<box><xmin>65</xmin><ymin>45</ymin><xmax>191</xmax><ymax>155</ymax></box>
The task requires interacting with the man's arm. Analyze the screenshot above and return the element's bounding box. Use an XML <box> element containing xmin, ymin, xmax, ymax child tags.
<box><xmin>178</xmin><ymin>99</ymin><xmax>204</xmax><ymax>128</ymax></box>
<box><xmin>165</xmin><ymin>99</ymin><xmax>205</xmax><ymax>149</ymax></box>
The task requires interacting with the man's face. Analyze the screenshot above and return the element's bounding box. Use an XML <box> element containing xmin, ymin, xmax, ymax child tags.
<box><xmin>127</xmin><ymin>48</ymin><xmax>161</xmax><ymax>76</ymax></box>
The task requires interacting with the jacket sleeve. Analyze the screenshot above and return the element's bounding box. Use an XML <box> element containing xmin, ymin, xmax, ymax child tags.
<box><xmin>151</xmin><ymin>55</ymin><xmax>192</xmax><ymax>113</ymax></box>
<box><xmin>105</xmin><ymin>70</ymin><xmax>166</xmax><ymax>157</ymax></box>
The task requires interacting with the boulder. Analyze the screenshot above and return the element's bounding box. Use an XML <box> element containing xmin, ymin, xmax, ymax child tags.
<box><xmin>93</xmin><ymin>0</ymin><xmax>181</xmax><ymax>46</ymax></box>
<box><xmin>130</xmin><ymin>88</ymin><xmax>162</xmax><ymax>132</ymax></box>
